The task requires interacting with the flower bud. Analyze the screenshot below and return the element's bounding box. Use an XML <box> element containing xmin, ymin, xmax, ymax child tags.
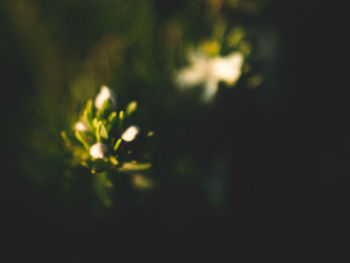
<box><xmin>121</xmin><ymin>125</ymin><xmax>139</xmax><ymax>142</ymax></box>
<box><xmin>89</xmin><ymin>143</ymin><xmax>109</xmax><ymax>159</ymax></box>
<box><xmin>95</xmin><ymin>85</ymin><xmax>117</xmax><ymax>110</ymax></box>
<box><xmin>74</xmin><ymin>121</ymin><xmax>90</xmax><ymax>132</ymax></box>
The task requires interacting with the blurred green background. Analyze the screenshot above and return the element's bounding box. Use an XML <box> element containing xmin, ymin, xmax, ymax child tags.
<box><xmin>0</xmin><ymin>0</ymin><xmax>349</xmax><ymax>262</ymax></box>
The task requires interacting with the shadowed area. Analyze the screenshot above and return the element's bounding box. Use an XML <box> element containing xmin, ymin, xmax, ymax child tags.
<box><xmin>0</xmin><ymin>0</ymin><xmax>349</xmax><ymax>262</ymax></box>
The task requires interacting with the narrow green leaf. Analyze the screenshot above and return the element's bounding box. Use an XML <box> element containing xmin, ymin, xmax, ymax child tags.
<box><xmin>96</xmin><ymin>122</ymin><xmax>101</xmax><ymax>142</ymax></box>
<box><xmin>109</xmin><ymin>156</ymin><xmax>119</xmax><ymax>166</ymax></box>
<box><xmin>119</xmin><ymin>110</ymin><xmax>124</xmax><ymax>130</ymax></box>
<box><xmin>108</xmin><ymin>111</ymin><xmax>117</xmax><ymax>123</ymax></box>
<box><xmin>61</xmin><ymin>131</ymin><xmax>71</xmax><ymax>145</ymax></box>
<box><xmin>125</xmin><ymin>101</ymin><xmax>137</xmax><ymax>116</ymax></box>
<box><xmin>75</xmin><ymin>130</ymin><xmax>89</xmax><ymax>150</ymax></box>
<box><xmin>118</xmin><ymin>162</ymin><xmax>151</xmax><ymax>172</ymax></box>
<box><xmin>92</xmin><ymin>118</ymin><xmax>99</xmax><ymax>129</ymax></box>
<box><xmin>107</xmin><ymin>112</ymin><xmax>118</xmax><ymax>132</ymax></box>
<box><xmin>83</xmin><ymin>99</ymin><xmax>93</xmax><ymax>124</ymax></box>
<box><xmin>113</xmin><ymin>138</ymin><xmax>122</xmax><ymax>151</ymax></box>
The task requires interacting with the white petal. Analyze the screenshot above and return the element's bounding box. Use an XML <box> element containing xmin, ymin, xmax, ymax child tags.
<box><xmin>121</xmin><ymin>126</ymin><xmax>139</xmax><ymax>142</ymax></box>
<box><xmin>89</xmin><ymin>143</ymin><xmax>108</xmax><ymax>159</ymax></box>
<box><xmin>176</xmin><ymin>64</ymin><xmax>208</xmax><ymax>88</ymax></box>
<box><xmin>210</xmin><ymin>52</ymin><xmax>244</xmax><ymax>84</ymax></box>
<box><xmin>175</xmin><ymin>50</ymin><xmax>209</xmax><ymax>88</ymax></box>
<box><xmin>202</xmin><ymin>76</ymin><xmax>219</xmax><ymax>102</ymax></box>
<box><xmin>95</xmin><ymin>85</ymin><xmax>117</xmax><ymax>110</ymax></box>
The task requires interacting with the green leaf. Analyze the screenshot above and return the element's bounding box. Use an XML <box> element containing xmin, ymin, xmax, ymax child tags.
<box><xmin>113</xmin><ymin>138</ymin><xmax>122</xmax><ymax>151</ymax></box>
<box><xmin>109</xmin><ymin>156</ymin><xmax>119</xmax><ymax>166</ymax></box>
<box><xmin>118</xmin><ymin>162</ymin><xmax>151</xmax><ymax>172</ymax></box>
<box><xmin>118</xmin><ymin>110</ymin><xmax>124</xmax><ymax>130</ymax></box>
<box><xmin>61</xmin><ymin>131</ymin><xmax>71</xmax><ymax>146</ymax></box>
<box><xmin>125</xmin><ymin>101</ymin><xmax>137</xmax><ymax>116</ymax></box>
<box><xmin>96</xmin><ymin>121</ymin><xmax>101</xmax><ymax>142</ymax></box>
<box><xmin>107</xmin><ymin>111</ymin><xmax>118</xmax><ymax>131</ymax></box>
<box><xmin>95</xmin><ymin>172</ymin><xmax>113</xmax><ymax>207</ymax></box>
<box><xmin>108</xmin><ymin>111</ymin><xmax>117</xmax><ymax>123</ymax></box>
<box><xmin>226</xmin><ymin>26</ymin><xmax>245</xmax><ymax>48</ymax></box>
<box><xmin>74</xmin><ymin>130</ymin><xmax>89</xmax><ymax>150</ymax></box>
<box><xmin>83</xmin><ymin>99</ymin><xmax>94</xmax><ymax>124</ymax></box>
<box><xmin>98</xmin><ymin>98</ymin><xmax>113</xmax><ymax>118</ymax></box>
<box><xmin>99</xmin><ymin>121</ymin><xmax>109</xmax><ymax>139</ymax></box>
<box><xmin>92</xmin><ymin>118</ymin><xmax>99</xmax><ymax>129</ymax></box>
<box><xmin>132</xmin><ymin>174</ymin><xmax>154</xmax><ymax>190</ymax></box>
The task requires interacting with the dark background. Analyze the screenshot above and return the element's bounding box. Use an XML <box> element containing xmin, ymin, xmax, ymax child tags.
<box><xmin>1</xmin><ymin>0</ymin><xmax>349</xmax><ymax>262</ymax></box>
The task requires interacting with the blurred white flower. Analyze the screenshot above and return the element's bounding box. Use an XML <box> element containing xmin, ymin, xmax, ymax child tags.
<box><xmin>95</xmin><ymin>85</ymin><xmax>117</xmax><ymax>110</ymax></box>
<box><xmin>121</xmin><ymin>126</ymin><xmax>139</xmax><ymax>142</ymax></box>
<box><xmin>74</xmin><ymin>121</ymin><xmax>90</xmax><ymax>132</ymax></box>
<box><xmin>176</xmin><ymin>50</ymin><xmax>244</xmax><ymax>101</ymax></box>
<box><xmin>89</xmin><ymin>142</ymin><xmax>109</xmax><ymax>159</ymax></box>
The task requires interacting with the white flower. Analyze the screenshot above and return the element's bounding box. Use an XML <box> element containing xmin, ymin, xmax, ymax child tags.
<box><xmin>121</xmin><ymin>126</ymin><xmax>139</xmax><ymax>142</ymax></box>
<box><xmin>89</xmin><ymin>143</ymin><xmax>109</xmax><ymax>159</ymax></box>
<box><xmin>210</xmin><ymin>53</ymin><xmax>244</xmax><ymax>84</ymax></box>
<box><xmin>175</xmin><ymin>50</ymin><xmax>244</xmax><ymax>101</ymax></box>
<box><xmin>74</xmin><ymin>121</ymin><xmax>90</xmax><ymax>132</ymax></box>
<box><xmin>95</xmin><ymin>85</ymin><xmax>117</xmax><ymax>110</ymax></box>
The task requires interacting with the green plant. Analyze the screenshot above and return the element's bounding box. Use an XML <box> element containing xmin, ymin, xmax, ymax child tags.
<box><xmin>61</xmin><ymin>85</ymin><xmax>154</xmax><ymax>206</ymax></box>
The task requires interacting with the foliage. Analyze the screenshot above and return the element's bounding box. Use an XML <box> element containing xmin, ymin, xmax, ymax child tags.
<box><xmin>61</xmin><ymin>85</ymin><xmax>153</xmax><ymax>206</ymax></box>
<box><xmin>1</xmin><ymin>0</ymin><xmax>272</xmax><ymax>209</ymax></box>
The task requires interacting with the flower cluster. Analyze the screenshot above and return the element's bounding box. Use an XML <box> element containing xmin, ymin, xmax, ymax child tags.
<box><xmin>62</xmin><ymin>85</ymin><xmax>152</xmax><ymax>175</ymax></box>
